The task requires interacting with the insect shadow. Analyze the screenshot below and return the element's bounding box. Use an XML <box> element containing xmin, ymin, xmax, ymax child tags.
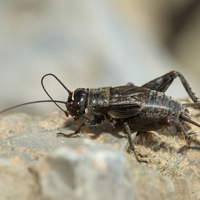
<box><xmin>62</xmin><ymin>115</ymin><xmax>127</xmax><ymax>141</ymax></box>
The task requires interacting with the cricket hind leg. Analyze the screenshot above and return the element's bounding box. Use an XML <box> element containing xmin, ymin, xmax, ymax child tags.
<box><xmin>182</xmin><ymin>120</ymin><xmax>200</xmax><ymax>145</ymax></box>
<box><xmin>142</xmin><ymin>71</ymin><xmax>199</xmax><ymax>103</ymax></box>
<box><xmin>187</xmin><ymin>132</ymin><xmax>200</xmax><ymax>145</ymax></box>
<box><xmin>164</xmin><ymin>116</ymin><xmax>200</xmax><ymax>147</ymax></box>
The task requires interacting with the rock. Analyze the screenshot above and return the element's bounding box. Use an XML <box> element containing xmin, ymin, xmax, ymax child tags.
<box><xmin>0</xmin><ymin>159</ymin><xmax>41</xmax><ymax>200</ymax></box>
<box><xmin>0</xmin><ymin>107</ymin><xmax>200</xmax><ymax>199</ymax></box>
<box><xmin>0</xmin><ymin>112</ymin><xmax>128</xmax><ymax>161</ymax></box>
<box><xmin>36</xmin><ymin>138</ymin><xmax>175</xmax><ymax>200</ymax></box>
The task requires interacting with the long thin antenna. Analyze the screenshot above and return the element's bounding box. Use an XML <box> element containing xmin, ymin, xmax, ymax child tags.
<box><xmin>0</xmin><ymin>100</ymin><xmax>66</xmax><ymax>114</ymax></box>
<box><xmin>41</xmin><ymin>73</ymin><xmax>72</xmax><ymax>116</ymax></box>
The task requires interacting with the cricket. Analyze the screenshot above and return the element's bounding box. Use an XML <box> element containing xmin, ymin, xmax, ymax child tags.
<box><xmin>1</xmin><ymin>70</ymin><xmax>200</xmax><ymax>162</ymax></box>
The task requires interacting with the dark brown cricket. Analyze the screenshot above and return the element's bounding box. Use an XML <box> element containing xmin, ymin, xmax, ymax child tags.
<box><xmin>1</xmin><ymin>71</ymin><xmax>200</xmax><ymax>163</ymax></box>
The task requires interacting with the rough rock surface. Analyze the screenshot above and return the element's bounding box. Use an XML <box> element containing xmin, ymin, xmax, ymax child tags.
<box><xmin>0</xmin><ymin>104</ymin><xmax>200</xmax><ymax>200</ymax></box>
<box><xmin>36</xmin><ymin>139</ymin><xmax>175</xmax><ymax>200</ymax></box>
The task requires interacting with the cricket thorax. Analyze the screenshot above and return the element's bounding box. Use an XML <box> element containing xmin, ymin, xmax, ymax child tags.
<box><xmin>87</xmin><ymin>87</ymin><xmax>110</xmax><ymax>116</ymax></box>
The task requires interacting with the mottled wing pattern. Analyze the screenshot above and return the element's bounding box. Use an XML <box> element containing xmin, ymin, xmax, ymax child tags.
<box><xmin>107</xmin><ymin>86</ymin><xmax>149</xmax><ymax>119</ymax></box>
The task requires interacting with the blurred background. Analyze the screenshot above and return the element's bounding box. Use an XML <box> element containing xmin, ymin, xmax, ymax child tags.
<box><xmin>0</xmin><ymin>0</ymin><xmax>200</xmax><ymax>115</ymax></box>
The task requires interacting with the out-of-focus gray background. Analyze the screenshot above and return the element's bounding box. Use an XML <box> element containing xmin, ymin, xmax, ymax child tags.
<box><xmin>0</xmin><ymin>0</ymin><xmax>200</xmax><ymax>115</ymax></box>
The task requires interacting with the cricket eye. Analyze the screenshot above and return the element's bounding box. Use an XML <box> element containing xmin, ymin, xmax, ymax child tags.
<box><xmin>72</xmin><ymin>100</ymin><xmax>80</xmax><ymax>110</ymax></box>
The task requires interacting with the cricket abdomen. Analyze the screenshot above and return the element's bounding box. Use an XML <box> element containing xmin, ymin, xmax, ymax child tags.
<box><xmin>141</xmin><ymin>90</ymin><xmax>182</xmax><ymax>118</ymax></box>
<box><xmin>127</xmin><ymin>90</ymin><xmax>183</xmax><ymax>131</ymax></box>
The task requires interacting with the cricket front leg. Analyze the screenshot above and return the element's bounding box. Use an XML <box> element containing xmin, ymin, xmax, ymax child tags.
<box><xmin>57</xmin><ymin>115</ymin><xmax>105</xmax><ymax>138</ymax></box>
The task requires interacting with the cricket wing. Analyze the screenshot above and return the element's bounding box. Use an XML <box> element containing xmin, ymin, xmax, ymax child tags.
<box><xmin>107</xmin><ymin>86</ymin><xmax>148</xmax><ymax>119</ymax></box>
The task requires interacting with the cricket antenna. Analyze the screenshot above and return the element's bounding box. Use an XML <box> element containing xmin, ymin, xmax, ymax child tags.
<box><xmin>41</xmin><ymin>73</ymin><xmax>72</xmax><ymax>116</ymax></box>
<box><xmin>0</xmin><ymin>100</ymin><xmax>66</xmax><ymax>114</ymax></box>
